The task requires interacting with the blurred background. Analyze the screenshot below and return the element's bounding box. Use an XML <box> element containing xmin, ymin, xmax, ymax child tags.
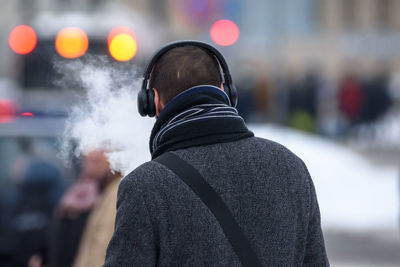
<box><xmin>0</xmin><ymin>0</ymin><xmax>399</xmax><ymax>266</ymax></box>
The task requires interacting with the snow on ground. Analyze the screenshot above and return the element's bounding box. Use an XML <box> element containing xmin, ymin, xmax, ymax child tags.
<box><xmin>250</xmin><ymin>124</ymin><xmax>399</xmax><ymax>232</ymax></box>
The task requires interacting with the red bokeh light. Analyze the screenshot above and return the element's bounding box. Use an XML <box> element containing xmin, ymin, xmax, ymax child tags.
<box><xmin>210</xmin><ymin>19</ymin><xmax>239</xmax><ymax>46</ymax></box>
<box><xmin>20</xmin><ymin>112</ymin><xmax>34</xmax><ymax>117</ymax></box>
<box><xmin>0</xmin><ymin>99</ymin><xmax>16</xmax><ymax>123</ymax></box>
<box><xmin>8</xmin><ymin>25</ymin><xmax>37</xmax><ymax>54</ymax></box>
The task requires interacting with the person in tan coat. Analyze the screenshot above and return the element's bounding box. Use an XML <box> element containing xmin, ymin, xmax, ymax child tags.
<box><xmin>72</xmin><ymin>150</ymin><xmax>121</xmax><ymax>267</ymax></box>
<box><xmin>73</xmin><ymin>175</ymin><xmax>120</xmax><ymax>267</ymax></box>
<box><xmin>29</xmin><ymin>150</ymin><xmax>121</xmax><ymax>267</ymax></box>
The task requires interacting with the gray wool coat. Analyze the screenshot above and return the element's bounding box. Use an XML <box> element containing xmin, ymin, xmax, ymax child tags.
<box><xmin>104</xmin><ymin>136</ymin><xmax>329</xmax><ymax>266</ymax></box>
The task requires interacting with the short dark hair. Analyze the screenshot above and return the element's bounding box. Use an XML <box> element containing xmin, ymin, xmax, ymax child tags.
<box><xmin>149</xmin><ymin>46</ymin><xmax>223</xmax><ymax>104</ymax></box>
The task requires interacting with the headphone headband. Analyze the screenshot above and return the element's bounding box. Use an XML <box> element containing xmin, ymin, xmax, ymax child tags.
<box><xmin>138</xmin><ymin>40</ymin><xmax>237</xmax><ymax>117</ymax></box>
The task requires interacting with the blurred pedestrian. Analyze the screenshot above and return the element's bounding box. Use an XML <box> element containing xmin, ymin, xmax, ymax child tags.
<box><xmin>361</xmin><ymin>73</ymin><xmax>392</xmax><ymax>123</ymax></box>
<box><xmin>288</xmin><ymin>72</ymin><xmax>319</xmax><ymax>132</ymax></box>
<box><xmin>47</xmin><ymin>150</ymin><xmax>120</xmax><ymax>267</ymax></box>
<box><xmin>48</xmin><ymin>173</ymin><xmax>97</xmax><ymax>267</ymax></box>
<box><xmin>7</xmin><ymin>161</ymin><xmax>62</xmax><ymax>267</ymax></box>
<box><xmin>338</xmin><ymin>74</ymin><xmax>364</xmax><ymax>124</ymax></box>
<box><xmin>250</xmin><ymin>78</ymin><xmax>272</xmax><ymax>122</ymax></box>
<box><xmin>72</xmin><ymin>151</ymin><xmax>121</xmax><ymax>267</ymax></box>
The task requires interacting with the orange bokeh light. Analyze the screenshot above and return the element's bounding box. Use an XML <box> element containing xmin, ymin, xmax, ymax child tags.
<box><xmin>107</xmin><ymin>26</ymin><xmax>136</xmax><ymax>46</ymax></box>
<box><xmin>210</xmin><ymin>19</ymin><xmax>240</xmax><ymax>46</ymax></box>
<box><xmin>8</xmin><ymin>25</ymin><xmax>37</xmax><ymax>55</ymax></box>
<box><xmin>55</xmin><ymin>27</ymin><xmax>89</xmax><ymax>58</ymax></box>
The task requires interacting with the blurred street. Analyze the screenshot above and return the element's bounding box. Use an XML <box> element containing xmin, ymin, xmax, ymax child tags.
<box><xmin>325</xmin><ymin>146</ymin><xmax>400</xmax><ymax>267</ymax></box>
<box><xmin>325</xmin><ymin>230</ymin><xmax>400</xmax><ymax>266</ymax></box>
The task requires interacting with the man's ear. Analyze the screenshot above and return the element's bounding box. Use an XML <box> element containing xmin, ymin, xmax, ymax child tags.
<box><xmin>153</xmin><ymin>88</ymin><xmax>165</xmax><ymax>117</ymax></box>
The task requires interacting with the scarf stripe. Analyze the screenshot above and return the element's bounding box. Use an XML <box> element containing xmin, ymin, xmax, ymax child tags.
<box><xmin>152</xmin><ymin>104</ymin><xmax>242</xmax><ymax>152</ymax></box>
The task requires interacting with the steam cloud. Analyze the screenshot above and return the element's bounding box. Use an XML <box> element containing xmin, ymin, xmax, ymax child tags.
<box><xmin>58</xmin><ymin>57</ymin><xmax>154</xmax><ymax>176</ymax></box>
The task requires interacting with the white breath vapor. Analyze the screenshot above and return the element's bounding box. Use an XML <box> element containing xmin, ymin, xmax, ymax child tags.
<box><xmin>59</xmin><ymin>58</ymin><xmax>154</xmax><ymax>176</ymax></box>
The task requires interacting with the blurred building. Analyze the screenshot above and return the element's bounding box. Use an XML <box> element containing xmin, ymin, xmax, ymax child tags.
<box><xmin>3</xmin><ymin>0</ymin><xmax>400</xmax><ymax>82</ymax></box>
<box><xmin>302</xmin><ymin>0</ymin><xmax>400</xmax><ymax>77</ymax></box>
<box><xmin>145</xmin><ymin>0</ymin><xmax>400</xmax><ymax>78</ymax></box>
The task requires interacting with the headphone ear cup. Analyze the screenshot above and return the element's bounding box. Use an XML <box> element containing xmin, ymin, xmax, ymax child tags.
<box><xmin>137</xmin><ymin>89</ymin><xmax>148</xmax><ymax>117</ymax></box>
<box><xmin>224</xmin><ymin>83</ymin><xmax>238</xmax><ymax>107</ymax></box>
<box><xmin>230</xmin><ymin>84</ymin><xmax>238</xmax><ymax>107</ymax></box>
<box><xmin>147</xmin><ymin>89</ymin><xmax>156</xmax><ymax>117</ymax></box>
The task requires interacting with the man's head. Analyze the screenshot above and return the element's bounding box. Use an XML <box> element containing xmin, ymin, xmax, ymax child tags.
<box><xmin>149</xmin><ymin>46</ymin><xmax>223</xmax><ymax>115</ymax></box>
<box><xmin>138</xmin><ymin>41</ymin><xmax>238</xmax><ymax>117</ymax></box>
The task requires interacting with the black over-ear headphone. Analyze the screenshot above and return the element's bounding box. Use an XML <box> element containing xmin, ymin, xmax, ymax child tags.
<box><xmin>138</xmin><ymin>40</ymin><xmax>238</xmax><ymax>117</ymax></box>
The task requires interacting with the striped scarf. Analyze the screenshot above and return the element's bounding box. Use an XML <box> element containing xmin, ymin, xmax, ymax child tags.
<box><xmin>150</xmin><ymin>86</ymin><xmax>253</xmax><ymax>159</ymax></box>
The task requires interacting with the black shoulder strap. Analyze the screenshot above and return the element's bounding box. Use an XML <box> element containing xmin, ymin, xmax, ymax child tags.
<box><xmin>154</xmin><ymin>152</ymin><xmax>263</xmax><ymax>267</ymax></box>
